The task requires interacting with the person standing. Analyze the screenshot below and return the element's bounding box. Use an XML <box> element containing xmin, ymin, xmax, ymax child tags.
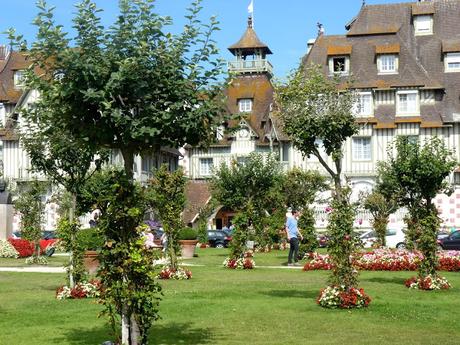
<box><xmin>286</xmin><ymin>209</ymin><xmax>303</xmax><ymax>266</ymax></box>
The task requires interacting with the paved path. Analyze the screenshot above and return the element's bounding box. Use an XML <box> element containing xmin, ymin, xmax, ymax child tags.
<box><xmin>0</xmin><ymin>264</ymin><xmax>302</xmax><ymax>273</ymax></box>
<box><xmin>0</xmin><ymin>266</ymin><xmax>66</xmax><ymax>273</ymax></box>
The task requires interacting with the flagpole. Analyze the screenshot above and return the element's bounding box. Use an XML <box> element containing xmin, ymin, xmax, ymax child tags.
<box><xmin>248</xmin><ymin>0</ymin><xmax>254</xmax><ymax>28</ymax></box>
<box><xmin>252</xmin><ymin>0</ymin><xmax>254</xmax><ymax>29</ymax></box>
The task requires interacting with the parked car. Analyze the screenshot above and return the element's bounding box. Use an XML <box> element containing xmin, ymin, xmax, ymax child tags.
<box><xmin>437</xmin><ymin>231</ymin><xmax>451</xmax><ymax>241</ymax></box>
<box><xmin>9</xmin><ymin>231</ymin><xmax>58</xmax><ymax>257</ymax></box>
<box><xmin>207</xmin><ymin>230</ymin><xmax>232</xmax><ymax>248</ymax></box>
<box><xmin>360</xmin><ymin>228</ymin><xmax>406</xmax><ymax>249</ymax></box>
<box><xmin>438</xmin><ymin>230</ymin><xmax>460</xmax><ymax>251</ymax></box>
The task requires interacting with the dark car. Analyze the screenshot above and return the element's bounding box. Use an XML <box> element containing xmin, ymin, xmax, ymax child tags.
<box><xmin>438</xmin><ymin>230</ymin><xmax>460</xmax><ymax>250</ymax></box>
<box><xmin>207</xmin><ymin>230</ymin><xmax>231</xmax><ymax>248</ymax></box>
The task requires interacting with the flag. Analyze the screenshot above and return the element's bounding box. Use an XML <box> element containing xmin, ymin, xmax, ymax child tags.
<box><xmin>248</xmin><ymin>0</ymin><xmax>254</xmax><ymax>14</ymax></box>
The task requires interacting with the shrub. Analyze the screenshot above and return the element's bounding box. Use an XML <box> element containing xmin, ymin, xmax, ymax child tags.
<box><xmin>0</xmin><ymin>240</ymin><xmax>19</xmax><ymax>258</ymax></box>
<box><xmin>76</xmin><ymin>228</ymin><xmax>104</xmax><ymax>251</ymax></box>
<box><xmin>178</xmin><ymin>227</ymin><xmax>198</xmax><ymax>241</ymax></box>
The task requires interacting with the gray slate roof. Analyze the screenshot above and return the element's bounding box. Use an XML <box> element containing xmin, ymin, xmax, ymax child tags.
<box><xmin>303</xmin><ymin>0</ymin><xmax>460</xmax><ymax>126</ymax></box>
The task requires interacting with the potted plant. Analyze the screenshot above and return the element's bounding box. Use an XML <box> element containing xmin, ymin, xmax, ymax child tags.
<box><xmin>179</xmin><ymin>227</ymin><xmax>199</xmax><ymax>258</ymax></box>
<box><xmin>77</xmin><ymin>228</ymin><xmax>104</xmax><ymax>274</ymax></box>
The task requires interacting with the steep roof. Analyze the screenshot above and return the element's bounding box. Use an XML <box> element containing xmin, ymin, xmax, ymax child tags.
<box><xmin>222</xmin><ymin>73</ymin><xmax>275</xmax><ymax>144</ymax></box>
<box><xmin>0</xmin><ymin>51</ymin><xmax>30</xmax><ymax>103</ymax></box>
<box><xmin>303</xmin><ymin>0</ymin><xmax>460</xmax><ymax>127</ymax></box>
<box><xmin>228</xmin><ymin>18</ymin><xmax>272</xmax><ymax>55</ymax></box>
<box><xmin>183</xmin><ymin>181</ymin><xmax>211</xmax><ymax>225</ymax></box>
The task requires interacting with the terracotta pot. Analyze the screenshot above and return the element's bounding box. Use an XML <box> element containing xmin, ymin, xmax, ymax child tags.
<box><xmin>179</xmin><ymin>240</ymin><xmax>199</xmax><ymax>258</ymax></box>
<box><xmin>83</xmin><ymin>250</ymin><xmax>100</xmax><ymax>275</ymax></box>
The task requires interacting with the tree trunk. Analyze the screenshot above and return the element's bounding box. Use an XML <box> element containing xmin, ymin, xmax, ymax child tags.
<box><xmin>121</xmin><ymin>148</ymin><xmax>135</xmax><ymax>180</ymax></box>
<box><xmin>69</xmin><ymin>193</ymin><xmax>77</xmax><ymax>289</ymax></box>
<box><xmin>121</xmin><ymin>306</ymin><xmax>130</xmax><ymax>345</ymax></box>
<box><xmin>120</xmin><ymin>148</ymin><xmax>139</xmax><ymax>344</ymax></box>
<box><xmin>130</xmin><ymin>315</ymin><xmax>141</xmax><ymax>345</ymax></box>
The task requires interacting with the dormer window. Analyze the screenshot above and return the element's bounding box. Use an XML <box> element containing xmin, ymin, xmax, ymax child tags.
<box><xmin>327</xmin><ymin>45</ymin><xmax>352</xmax><ymax>76</ymax></box>
<box><xmin>445</xmin><ymin>53</ymin><xmax>460</xmax><ymax>73</ymax></box>
<box><xmin>13</xmin><ymin>70</ymin><xmax>25</xmax><ymax>88</ymax></box>
<box><xmin>328</xmin><ymin>56</ymin><xmax>350</xmax><ymax>75</ymax></box>
<box><xmin>377</xmin><ymin>54</ymin><xmax>398</xmax><ymax>74</ymax></box>
<box><xmin>414</xmin><ymin>15</ymin><xmax>433</xmax><ymax>36</ymax></box>
<box><xmin>238</xmin><ymin>98</ymin><xmax>253</xmax><ymax>112</ymax></box>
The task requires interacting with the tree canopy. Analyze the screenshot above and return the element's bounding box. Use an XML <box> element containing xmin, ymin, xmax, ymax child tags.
<box><xmin>275</xmin><ymin>65</ymin><xmax>358</xmax><ymax>185</ymax></box>
<box><xmin>9</xmin><ymin>0</ymin><xmax>225</xmax><ymax>176</ymax></box>
<box><xmin>378</xmin><ymin>136</ymin><xmax>457</xmax><ymax>280</ymax></box>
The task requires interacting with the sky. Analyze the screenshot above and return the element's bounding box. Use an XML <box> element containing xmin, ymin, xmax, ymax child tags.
<box><xmin>0</xmin><ymin>0</ymin><xmax>413</xmax><ymax>78</ymax></box>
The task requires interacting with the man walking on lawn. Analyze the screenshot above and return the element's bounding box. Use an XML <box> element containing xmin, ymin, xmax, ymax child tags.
<box><xmin>286</xmin><ymin>209</ymin><xmax>303</xmax><ymax>266</ymax></box>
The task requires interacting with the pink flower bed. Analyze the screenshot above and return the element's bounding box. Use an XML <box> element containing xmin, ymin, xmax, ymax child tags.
<box><xmin>303</xmin><ymin>249</ymin><xmax>460</xmax><ymax>272</ymax></box>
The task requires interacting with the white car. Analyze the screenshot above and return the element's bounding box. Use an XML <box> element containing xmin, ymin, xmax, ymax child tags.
<box><xmin>360</xmin><ymin>228</ymin><xmax>406</xmax><ymax>249</ymax></box>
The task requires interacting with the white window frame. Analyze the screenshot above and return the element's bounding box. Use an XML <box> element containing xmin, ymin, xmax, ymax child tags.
<box><xmin>377</xmin><ymin>54</ymin><xmax>398</xmax><ymax>74</ymax></box>
<box><xmin>352</xmin><ymin>137</ymin><xmax>372</xmax><ymax>161</ymax></box>
<box><xmin>355</xmin><ymin>92</ymin><xmax>374</xmax><ymax>117</ymax></box>
<box><xmin>414</xmin><ymin>15</ymin><xmax>433</xmax><ymax>36</ymax></box>
<box><xmin>13</xmin><ymin>70</ymin><xmax>25</xmax><ymax>88</ymax></box>
<box><xmin>445</xmin><ymin>53</ymin><xmax>460</xmax><ymax>73</ymax></box>
<box><xmin>396</xmin><ymin>90</ymin><xmax>419</xmax><ymax>116</ymax></box>
<box><xmin>199</xmin><ymin>158</ymin><xmax>213</xmax><ymax>177</ymax></box>
<box><xmin>328</xmin><ymin>56</ymin><xmax>350</xmax><ymax>76</ymax></box>
<box><xmin>238</xmin><ymin>99</ymin><xmax>253</xmax><ymax>113</ymax></box>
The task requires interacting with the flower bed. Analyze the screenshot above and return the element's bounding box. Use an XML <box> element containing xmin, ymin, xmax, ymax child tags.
<box><xmin>303</xmin><ymin>252</ymin><xmax>333</xmax><ymax>270</ymax></box>
<box><xmin>8</xmin><ymin>239</ymin><xmax>34</xmax><ymax>257</ymax></box>
<box><xmin>405</xmin><ymin>274</ymin><xmax>451</xmax><ymax>290</ymax></box>
<box><xmin>303</xmin><ymin>249</ymin><xmax>460</xmax><ymax>272</ymax></box>
<box><xmin>0</xmin><ymin>240</ymin><xmax>19</xmax><ymax>258</ymax></box>
<box><xmin>158</xmin><ymin>267</ymin><xmax>192</xmax><ymax>280</ymax></box>
<box><xmin>223</xmin><ymin>257</ymin><xmax>255</xmax><ymax>269</ymax></box>
<box><xmin>8</xmin><ymin>238</ymin><xmax>57</xmax><ymax>258</ymax></box>
<box><xmin>354</xmin><ymin>249</ymin><xmax>422</xmax><ymax>271</ymax></box>
<box><xmin>56</xmin><ymin>280</ymin><xmax>102</xmax><ymax>300</ymax></box>
<box><xmin>317</xmin><ymin>285</ymin><xmax>371</xmax><ymax>309</ymax></box>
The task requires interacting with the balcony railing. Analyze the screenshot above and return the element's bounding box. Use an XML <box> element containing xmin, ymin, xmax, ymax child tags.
<box><xmin>228</xmin><ymin>59</ymin><xmax>273</xmax><ymax>75</ymax></box>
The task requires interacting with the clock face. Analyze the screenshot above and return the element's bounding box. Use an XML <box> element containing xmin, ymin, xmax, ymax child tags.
<box><xmin>239</xmin><ymin>128</ymin><xmax>249</xmax><ymax>138</ymax></box>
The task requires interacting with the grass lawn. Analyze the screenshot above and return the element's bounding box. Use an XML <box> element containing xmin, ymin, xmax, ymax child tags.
<box><xmin>1</xmin><ymin>248</ymin><xmax>460</xmax><ymax>344</ymax></box>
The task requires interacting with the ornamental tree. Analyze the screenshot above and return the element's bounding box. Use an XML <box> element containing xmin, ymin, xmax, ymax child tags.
<box><xmin>363</xmin><ymin>191</ymin><xmax>398</xmax><ymax>247</ymax></box>
<box><xmin>8</xmin><ymin>0</ymin><xmax>224</xmax><ymax>343</ymax></box>
<box><xmin>283</xmin><ymin>168</ymin><xmax>327</xmax><ymax>254</ymax></box>
<box><xmin>211</xmin><ymin>153</ymin><xmax>284</xmax><ymax>256</ymax></box>
<box><xmin>19</xmin><ymin>114</ymin><xmax>107</xmax><ymax>287</ymax></box>
<box><xmin>276</xmin><ymin>65</ymin><xmax>362</xmax><ymax>294</ymax></box>
<box><xmin>14</xmin><ymin>180</ymin><xmax>47</xmax><ymax>263</ymax></box>
<box><xmin>377</xmin><ymin>136</ymin><xmax>457</xmax><ymax>282</ymax></box>
<box><xmin>147</xmin><ymin>165</ymin><xmax>187</xmax><ymax>271</ymax></box>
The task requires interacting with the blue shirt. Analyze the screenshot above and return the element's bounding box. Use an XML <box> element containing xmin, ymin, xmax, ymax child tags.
<box><xmin>286</xmin><ymin>216</ymin><xmax>298</xmax><ymax>239</ymax></box>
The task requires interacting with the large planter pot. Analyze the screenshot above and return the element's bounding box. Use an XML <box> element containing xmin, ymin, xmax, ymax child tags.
<box><xmin>179</xmin><ymin>240</ymin><xmax>199</xmax><ymax>258</ymax></box>
<box><xmin>83</xmin><ymin>250</ymin><xmax>100</xmax><ymax>275</ymax></box>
